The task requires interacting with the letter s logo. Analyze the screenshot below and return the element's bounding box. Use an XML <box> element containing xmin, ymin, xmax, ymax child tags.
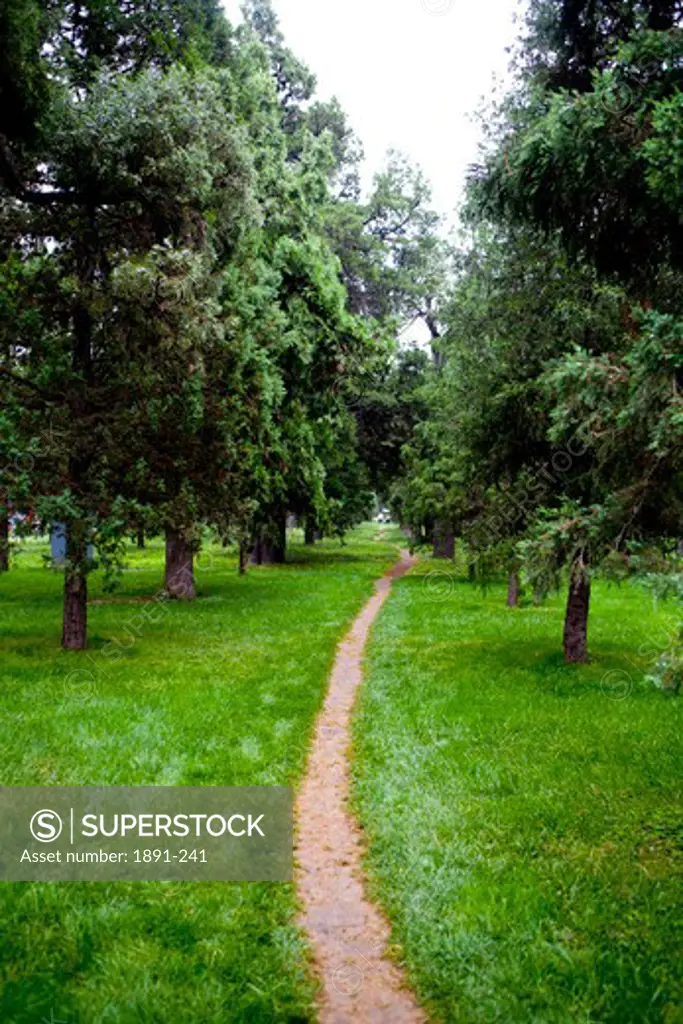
<box><xmin>30</xmin><ymin>809</ymin><xmax>63</xmax><ymax>843</ymax></box>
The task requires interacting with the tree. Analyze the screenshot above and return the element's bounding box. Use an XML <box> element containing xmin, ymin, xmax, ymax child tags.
<box><xmin>239</xmin><ymin>0</ymin><xmax>316</xmax><ymax>145</ymax></box>
<box><xmin>398</xmin><ymin>221</ymin><xmax>629</xmax><ymax>646</ymax></box>
<box><xmin>450</xmin><ymin>2</ymin><xmax>683</xmax><ymax>657</ymax></box>
<box><xmin>234</xmin><ymin>2</ymin><xmax>388</xmax><ymax>562</ymax></box>
<box><xmin>247</xmin><ymin>230</ymin><xmax>374</xmax><ymax>562</ymax></box>
<box><xmin>0</xmin><ymin>59</ymin><xmax>257</xmax><ymax>645</ymax></box>
<box><xmin>521</xmin><ymin>307</ymin><xmax>683</xmax><ymax>658</ymax></box>
<box><xmin>520</xmin><ymin>0</ymin><xmax>681</xmax><ymax>93</ymax></box>
<box><xmin>350</xmin><ymin>345</ymin><xmax>431</xmax><ymax>504</ymax></box>
<box><xmin>472</xmin><ymin>26</ymin><xmax>683</xmax><ymax>292</ymax></box>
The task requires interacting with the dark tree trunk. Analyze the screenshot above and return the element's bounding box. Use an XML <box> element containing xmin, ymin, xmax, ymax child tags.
<box><xmin>136</xmin><ymin>528</ymin><xmax>146</xmax><ymax>550</ymax></box>
<box><xmin>0</xmin><ymin>510</ymin><xmax>8</xmax><ymax>571</ymax></box>
<box><xmin>165</xmin><ymin>528</ymin><xmax>195</xmax><ymax>600</ymax></box>
<box><xmin>61</xmin><ymin>209</ymin><xmax>96</xmax><ymax>649</ymax></box>
<box><xmin>433</xmin><ymin>520</ymin><xmax>454</xmax><ymax>559</ymax></box>
<box><xmin>468</xmin><ymin>561</ymin><xmax>476</xmax><ymax>582</ymax></box>
<box><xmin>261</xmin><ymin>530</ymin><xmax>285</xmax><ymax>565</ymax></box>
<box><xmin>507</xmin><ymin>571</ymin><xmax>520</xmax><ymax>607</ymax></box>
<box><xmin>239</xmin><ymin>542</ymin><xmax>247</xmax><ymax>576</ymax></box>
<box><xmin>250</xmin><ymin>513</ymin><xmax>286</xmax><ymax>565</ymax></box>
<box><xmin>62</xmin><ymin>524</ymin><xmax>88</xmax><ymax>650</ymax></box>
<box><xmin>304</xmin><ymin>523</ymin><xmax>315</xmax><ymax>546</ymax></box>
<box><xmin>563</xmin><ymin>553</ymin><xmax>590</xmax><ymax>662</ymax></box>
<box><xmin>249</xmin><ymin>534</ymin><xmax>263</xmax><ymax>566</ymax></box>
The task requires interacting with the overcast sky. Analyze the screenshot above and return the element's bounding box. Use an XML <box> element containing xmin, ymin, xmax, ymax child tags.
<box><xmin>223</xmin><ymin>0</ymin><xmax>522</xmax><ymax>225</ymax></box>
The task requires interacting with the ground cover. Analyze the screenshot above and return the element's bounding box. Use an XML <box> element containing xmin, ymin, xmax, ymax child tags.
<box><xmin>0</xmin><ymin>525</ymin><xmax>400</xmax><ymax>1023</ymax></box>
<box><xmin>354</xmin><ymin>560</ymin><xmax>683</xmax><ymax>1024</ymax></box>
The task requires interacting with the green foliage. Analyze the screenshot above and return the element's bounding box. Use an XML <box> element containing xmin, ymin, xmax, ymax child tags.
<box><xmin>1</xmin><ymin>62</ymin><xmax>263</xmax><ymax>597</ymax></box>
<box><xmin>544</xmin><ymin>309</ymin><xmax>683</xmax><ymax>543</ymax></box>
<box><xmin>397</xmin><ymin>224</ymin><xmax>627</xmax><ymax>579</ymax></box>
<box><xmin>643</xmin><ymin>91</ymin><xmax>683</xmax><ymax>211</ymax></box>
<box><xmin>399</xmin><ymin>0</ymin><xmax>683</xmax><ymax>660</ymax></box>
<box><xmin>326</xmin><ymin>150</ymin><xmax>446</xmax><ymax>325</ymax></box>
<box><xmin>0</xmin><ymin>0</ymin><xmax>448</xmax><ymax>646</ymax></box>
<box><xmin>0</xmin><ymin>0</ymin><xmax>51</xmax><ymax>147</ymax></box>
<box><xmin>50</xmin><ymin>66</ymin><xmax>256</xmax><ymax>245</ymax></box>
<box><xmin>520</xmin><ymin>0</ymin><xmax>681</xmax><ymax>92</ymax></box>
<box><xmin>472</xmin><ymin>29</ymin><xmax>683</xmax><ymax>289</ymax></box>
<box><xmin>46</xmin><ymin>0</ymin><xmax>230</xmax><ymax>86</ymax></box>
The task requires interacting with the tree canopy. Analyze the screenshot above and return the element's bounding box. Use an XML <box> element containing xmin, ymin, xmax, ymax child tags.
<box><xmin>396</xmin><ymin>0</ymin><xmax>683</xmax><ymax>664</ymax></box>
<box><xmin>0</xmin><ymin>0</ymin><xmax>445</xmax><ymax>648</ymax></box>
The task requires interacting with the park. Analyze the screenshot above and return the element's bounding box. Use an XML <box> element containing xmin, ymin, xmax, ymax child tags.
<box><xmin>1</xmin><ymin>0</ymin><xmax>682</xmax><ymax>1021</ymax></box>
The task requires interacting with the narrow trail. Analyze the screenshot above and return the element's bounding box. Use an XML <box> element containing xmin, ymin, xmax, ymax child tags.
<box><xmin>295</xmin><ymin>551</ymin><xmax>426</xmax><ymax>1024</ymax></box>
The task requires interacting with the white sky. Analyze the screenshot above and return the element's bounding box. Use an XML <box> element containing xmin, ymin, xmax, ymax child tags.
<box><xmin>222</xmin><ymin>0</ymin><xmax>523</xmax><ymax>224</ymax></box>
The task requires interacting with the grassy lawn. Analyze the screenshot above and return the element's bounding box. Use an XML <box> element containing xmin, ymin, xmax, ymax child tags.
<box><xmin>353</xmin><ymin>559</ymin><xmax>683</xmax><ymax>1024</ymax></box>
<box><xmin>0</xmin><ymin>524</ymin><xmax>401</xmax><ymax>1023</ymax></box>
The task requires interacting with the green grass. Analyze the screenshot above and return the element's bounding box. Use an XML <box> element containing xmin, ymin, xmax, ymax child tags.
<box><xmin>353</xmin><ymin>560</ymin><xmax>683</xmax><ymax>1024</ymax></box>
<box><xmin>0</xmin><ymin>524</ymin><xmax>401</xmax><ymax>1023</ymax></box>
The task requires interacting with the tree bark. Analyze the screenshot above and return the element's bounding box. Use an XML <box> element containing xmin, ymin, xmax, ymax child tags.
<box><xmin>433</xmin><ymin>520</ymin><xmax>454</xmax><ymax>559</ymax></box>
<box><xmin>261</xmin><ymin>530</ymin><xmax>285</xmax><ymax>565</ymax></box>
<box><xmin>468</xmin><ymin>561</ymin><xmax>476</xmax><ymax>582</ymax></box>
<box><xmin>249</xmin><ymin>534</ymin><xmax>263</xmax><ymax>566</ymax></box>
<box><xmin>136</xmin><ymin>528</ymin><xmax>146</xmax><ymax>550</ymax></box>
<box><xmin>250</xmin><ymin>514</ymin><xmax>286</xmax><ymax>565</ymax></box>
<box><xmin>239</xmin><ymin>542</ymin><xmax>247</xmax><ymax>576</ymax></box>
<box><xmin>0</xmin><ymin>510</ymin><xmax>8</xmax><ymax>571</ymax></box>
<box><xmin>165</xmin><ymin>528</ymin><xmax>195</xmax><ymax>600</ymax></box>
<box><xmin>507</xmin><ymin>571</ymin><xmax>520</xmax><ymax>607</ymax></box>
<box><xmin>62</xmin><ymin>524</ymin><xmax>88</xmax><ymax>650</ymax></box>
<box><xmin>304</xmin><ymin>523</ymin><xmax>316</xmax><ymax>546</ymax></box>
<box><xmin>563</xmin><ymin>553</ymin><xmax>590</xmax><ymax>662</ymax></box>
<box><xmin>61</xmin><ymin>207</ymin><xmax>96</xmax><ymax>649</ymax></box>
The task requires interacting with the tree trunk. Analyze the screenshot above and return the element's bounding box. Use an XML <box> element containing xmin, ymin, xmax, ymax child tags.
<box><xmin>0</xmin><ymin>510</ymin><xmax>8</xmax><ymax>571</ymax></box>
<box><xmin>251</xmin><ymin>514</ymin><xmax>286</xmax><ymax>565</ymax></box>
<box><xmin>433</xmin><ymin>520</ymin><xmax>454</xmax><ymax>559</ymax></box>
<box><xmin>136</xmin><ymin>528</ymin><xmax>146</xmax><ymax>550</ymax></box>
<box><xmin>468</xmin><ymin>561</ymin><xmax>476</xmax><ymax>582</ymax></box>
<box><xmin>563</xmin><ymin>553</ymin><xmax>590</xmax><ymax>663</ymax></box>
<box><xmin>249</xmin><ymin>534</ymin><xmax>263</xmax><ymax>566</ymax></box>
<box><xmin>239</xmin><ymin>542</ymin><xmax>247</xmax><ymax>576</ymax></box>
<box><xmin>61</xmin><ymin>211</ymin><xmax>96</xmax><ymax>649</ymax></box>
<box><xmin>507</xmin><ymin>571</ymin><xmax>520</xmax><ymax>607</ymax></box>
<box><xmin>304</xmin><ymin>523</ymin><xmax>315</xmax><ymax>546</ymax></box>
<box><xmin>165</xmin><ymin>528</ymin><xmax>195</xmax><ymax>600</ymax></box>
<box><xmin>261</xmin><ymin>529</ymin><xmax>285</xmax><ymax>564</ymax></box>
<box><xmin>62</xmin><ymin>524</ymin><xmax>88</xmax><ymax>650</ymax></box>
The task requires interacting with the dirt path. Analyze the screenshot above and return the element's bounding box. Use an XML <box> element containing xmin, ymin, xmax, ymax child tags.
<box><xmin>295</xmin><ymin>551</ymin><xmax>426</xmax><ymax>1024</ymax></box>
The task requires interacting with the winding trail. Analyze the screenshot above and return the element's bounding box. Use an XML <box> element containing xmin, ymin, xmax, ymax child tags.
<box><xmin>295</xmin><ymin>551</ymin><xmax>426</xmax><ymax>1024</ymax></box>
